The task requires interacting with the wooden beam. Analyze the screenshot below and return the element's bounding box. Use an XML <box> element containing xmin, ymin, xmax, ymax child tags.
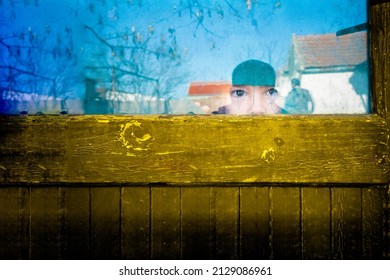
<box><xmin>0</xmin><ymin>114</ymin><xmax>388</xmax><ymax>184</ymax></box>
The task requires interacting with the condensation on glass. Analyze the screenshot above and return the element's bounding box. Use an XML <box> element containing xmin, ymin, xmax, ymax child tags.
<box><xmin>0</xmin><ymin>0</ymin><xmax>369</xmax><ymax>115</ymax></box>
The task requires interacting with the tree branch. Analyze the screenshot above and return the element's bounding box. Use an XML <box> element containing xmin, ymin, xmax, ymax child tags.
<box><xmin>85</xmin><ymin>66</ymin><xmax>159</xmax><ymax>83</ymax></box>
<box><xmin>0</xmin><ymin>66</ymin><xmax>55</xmax><ymax>82</ymax></box>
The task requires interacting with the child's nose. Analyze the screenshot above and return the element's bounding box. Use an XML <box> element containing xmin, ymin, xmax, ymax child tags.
<box><xmin>250</xmin><ymin>101</ymin><xmax>268</xmax><ymax>114</ymax></box>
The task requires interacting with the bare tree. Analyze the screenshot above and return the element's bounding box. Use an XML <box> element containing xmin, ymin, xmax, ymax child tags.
<box><xmin>0</xmin><ymin>1</ymin><xmax>78</xmax><ymax>113</ymax></box>
<box><xmin>1</xmin><ymin>0</ymin><xmax>282</xmax><ymax>114</ymax></box>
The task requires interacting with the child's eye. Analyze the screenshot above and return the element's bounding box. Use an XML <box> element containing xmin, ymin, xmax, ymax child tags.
<box><xmin>266</xmin><ymin>88</ymin><xmax>278</xmax><ymax>96</ymax></box>
<box><xmin>231</xmin><ymin>89</ymin><xmax>247</xmax><ymax>98</ymax></box>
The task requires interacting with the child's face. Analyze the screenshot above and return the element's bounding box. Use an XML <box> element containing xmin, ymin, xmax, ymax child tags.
<box><xmin>225</xmin><ymin>85</ymin><xmax>281</xmax><ymax>115</ymax></box>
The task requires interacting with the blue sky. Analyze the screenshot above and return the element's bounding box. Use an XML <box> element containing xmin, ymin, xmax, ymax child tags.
<box><xmin>1</xmin><ymin>0</ymin><xmax>367</xmax><ymax>98</ymax></box>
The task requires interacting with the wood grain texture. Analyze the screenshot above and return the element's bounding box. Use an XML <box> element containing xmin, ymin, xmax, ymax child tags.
<box><xmin>301</xmin><ymin>187</ymin><xmax>331</xmax><ymax>259</ymax></box>
<box><xmin>30</xmin><ymin>187</ymin><xmax>59</xmax><ymax>259</ymax></box>
<box><xmin>0</xmin><ymin>115</ymin><xmax>388</xmax><ymax>184</ymax></box>
<box><xmin>239</xmin><ymin>186</ymin><xmax>269</xmax><ymax>259</ymax></box>
<box><xmin>210</xmin><ymin>186</ymin><xmax>239</xmax><ymax>259</ymax></box>
<box><xmin>151</xmin><ymin>187</ymin><xmax>181</xmax><ymax>259</ymax></box>
<box><xmin>0</xmin><ymin>187</ymin><xmax>19</xmax><ymax>259</ymax></box>
<box><xmin>0</xmin><ymin>184</ymin><xmax>388</xmax><ymax>259</ymax></box>
<box><xmin>121</xmin><ymin>186</ymin><xmax>151</xmax><ymax>259</ymax></box>
<box><xmin>90</xmin><ymin>187</ymin><xmax>121</xmax><ymax>259</ymax></box>
<box><xmin>62</xmin><ymin>187</ymin><xmax>90</xmax><ymax>259</ymax></box>
<box><xmin>17</xmin><ymin>187</ymin><xmax>30</xmax><ymax>259</ymax></box>
<box><xmin>371</xmin><ymin>2</ymin><xmax>390</xmax><ymax>117</ymax></box>
<box><xmin>271</xmin><ymin>187</ymin><xmax>301</xmax><ymax>259</ymax></box>
<box><xmin>181</xmin><ymin>187</ymin><xmax>211</xmax><ymax>259</ymax></box>
<box><xmin>331</xmin><ymin>188</ymin><xmax>362</xmax><ymax>259</ymax></box>
<box><xmin>362</xmin><ymin>186</ymin><xmax>388</xmax><ymax>259</ymax></box>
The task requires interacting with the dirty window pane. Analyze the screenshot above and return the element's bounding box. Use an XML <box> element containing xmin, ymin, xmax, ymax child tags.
<box><xmin>0</xmin><ymin>0</ymin><xmax>369</xmax><ymax>115</ymax></box>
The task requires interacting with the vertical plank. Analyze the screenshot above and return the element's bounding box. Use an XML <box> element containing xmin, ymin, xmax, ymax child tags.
<box><xmin>301</xmin><ymin>187</ymin><xmax>331</xmax><ymax>259</ymax></box>
<box><xmin>181</xmin><ymin>187</ymin><xmax>211</xmax><ymax>259</ymax></box>
<box><xmin>121</xmin><ymin>186</ymin><xmax>151</xmax><ymax>259</ymax></box>
<box><xmin>63</xmin><ymin>187</ymin><xmax>90</xmax><ymax>259</ymax></box>
<box><xmin>30</xmin><ymin>187</ymin><xmax>58</xmax><ymax>259</ymax></box>
<box><xmin>387</xmin><ymin>185</ymin><xmax>390</xmax><ymax>259</ymax></box>
<box><xmin>0</xmin><ymin>187</ymin><xmax>19</xmax><ymax>259</ymax></box>
<box><xmin>151</xmin><ymin>187</ymin><xmax>181</xmax><ymax>259</ymax></box>
<box><xmin>90</xmin><ymin>187</ymin><xmax>121</xmax><ymax>259</ymax></box>
<box><xmin>57</xmin><ymin>187</ymin><xmax>66</xmax><ymax>259</ymax></box>
<box><xmin>240</xmin><ymin>186</ymin><xmax>269</xmax><ymax>259</ymax></box>
<box><xmin>18</xmin><ymin>187</ymin><xmax>30</xmax><ymax>259</ymax></box>
<box><xmin>331</xmin><ymin>188</ymin><xmax>362</xmax><ymax>259</ymax></box>
<box><xmin>210</xmin><ymin>186</ymin><xmax>239</xmax><ymax>259</ymax></box>
<box><xmin>362</xmin><ymin>186</ymin><xmax>387</xmax><ymax>259</ymax></box>
<box><xmin>271</xmin><ymin>187</ymin><xmax>301</xmax><ymax>259</ymax></box>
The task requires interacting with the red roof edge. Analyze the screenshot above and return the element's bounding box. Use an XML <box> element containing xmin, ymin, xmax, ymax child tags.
<box><xmin>188</xmin><ymin>81</ymin><xmax>231</xmax><ymax>95</ymax></box>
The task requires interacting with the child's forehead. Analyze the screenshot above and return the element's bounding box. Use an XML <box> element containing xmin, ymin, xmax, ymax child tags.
<box><xmin>231</xmin><ymin>85</ymin><xmax>272</xmax><ymax>91</ymax></box>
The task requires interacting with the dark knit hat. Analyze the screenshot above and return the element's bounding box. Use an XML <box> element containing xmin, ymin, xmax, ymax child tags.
<box><xmin>232</xmin><ymin>59</ymin><xmax>276</xmax><ymax>87</ymax></box>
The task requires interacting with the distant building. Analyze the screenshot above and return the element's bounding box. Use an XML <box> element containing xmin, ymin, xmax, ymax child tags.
<box><xmin>279</xmin><ymin>31</ymin><xmax>369</xmax><ymax>113</ymax></box>
<box><xmin>0</xmin><ymin>90</ymin><xmax>83</xmax><ymax>115</ymax></box>
<box><xmin>187</xmin><ymin>81</ymin><xmax>231</xmax><ymax>114</ymax></box>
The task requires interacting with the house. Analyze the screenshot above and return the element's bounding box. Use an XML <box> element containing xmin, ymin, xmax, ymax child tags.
<box><xmin>187</xmin><ymin>81</ymin><xmax>231</xmax><ymax>114</ymax></box>
<box><xmin>280</xmin><ymin>31</ymin><xmax>369</xmax><ymax>114</ymax></box>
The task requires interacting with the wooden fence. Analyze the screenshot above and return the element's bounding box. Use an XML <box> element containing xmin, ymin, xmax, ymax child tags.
<box><xmin>0</xmin><ymin>184</ymin><xmax>388</xmax><ymax>259</ymax></box>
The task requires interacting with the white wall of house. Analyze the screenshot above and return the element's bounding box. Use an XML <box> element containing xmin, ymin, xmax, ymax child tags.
<box><xmin>301</xmin><ymin>72</ymin><xmax>369</xmax><ymax>114</ymax></box>
<box><xmin>277</xmin><ymin>72</ymin><xmax>369</xmax><ymax>114</ymax></box>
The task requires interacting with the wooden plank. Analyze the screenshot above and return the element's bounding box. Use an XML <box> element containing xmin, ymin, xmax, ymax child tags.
<box><xmin>370</xmin><ymin>2</ymin><xmax>390</xmax><ymax>117</ymax></box>
<box><xmin>181</xmin><ymin>187</ymin><xmax>211</xmax><ymax>259</ymax></box>
<box><xmin>210</xmin><ymin>186</ymin><xmax>239</xmax><ymax>259</ymax></box>
<box><xmin>0</xmin><ymin>187</ymin><xmax>19</xmax><ymax>259</ymax></box>
<box><xmin>301</xmin><ymin>187</ymin><xmax>331</xmax><ymax>259</ymax></box>
<box><xmin>239</xmin><ymin>186</ymin><xmax>269</xmax><ymax>259</ymax></box>
<box><xmin>17</xmin><ymin>187</ymin><xmax>30</xmax><ymax>259</ymax></box>
<box><xmin>331</xmin><ymin>188</ymin><xmax>362</xmax><ymax>259</ymax></box>
<box><xmin>121</xmin><ymin>186</ymin><xmax>151</xmax><ymax>259</ymax></box>
<box><xmin>30</xmin><ymin>187</ymin><xmax>58</xmax><ymax>259</ymax></box>
<box><xmin>151</xmin><ymin>187</ymin><xmax>181</xmax><ymax>259</ymax></box>
<box><xmin>62</xmin><ymin>187</ymin><xmax>90</xmax><ymax>259</ymax></box>
<box><xmin>0</xmin><ymin>114</ymin><xmax>388</xmax><ymax>184</ymax></box>
<box><xmin>57</xmin><ymin>187</ymin><xmax>66</xmax><ymax>259</ymax></box>
<box><xmin>362</xmin><ymin>186</ymin><xmax>387</xmax><ymax>259</ymax></box>
<box><xmin>271</xmin><ymin>187</ymin><xmax>301</xmax><ymax>259</ymax></box>
<box><xmin>387</xmin><ymin>186</ymin><xmax>390</xmax><ymax>259</ymax></box>
<box><xmin>90</xmin><ymin>187</ymin><xmax>121</xmax><ymax>259</ymax></box>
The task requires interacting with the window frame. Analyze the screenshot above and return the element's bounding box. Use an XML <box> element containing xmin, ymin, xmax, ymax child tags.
<box><xmin>0</xmin><ymin>2</ymin><xmax>389</xmax><ymax>186</ymax></box>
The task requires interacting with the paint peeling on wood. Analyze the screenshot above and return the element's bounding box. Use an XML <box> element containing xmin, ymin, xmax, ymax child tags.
<box><xmin>0</xmin><ymin>114</ymin><xmax>389</xmax><ymax>184</ymax></box>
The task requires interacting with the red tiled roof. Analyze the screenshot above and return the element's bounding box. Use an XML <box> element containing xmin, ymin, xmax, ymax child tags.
<box><xmin>293</xmin><ymin>31</ymin><xmax>367</xmax><ymax>69</ymax></box>
<box><xmin>188</xmin><ymin>81</ymin><xmax>231</xmax><ymax>95</ymax></box>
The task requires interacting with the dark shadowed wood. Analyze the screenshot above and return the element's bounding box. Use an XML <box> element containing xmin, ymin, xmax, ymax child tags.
<box><xmin>271</xmin><ymin>187</ymin><xmax>301</xmax><ymax>259</ymax></box>
<box><xmin>0</xmin><ymin>1</ymin><xmax>388</xmax><ymax>261</ymax></box>
<box><xmin>240</xmin><ymin>186</ymin><xmax>269</xmax><ymax>259</ymax></box>
<box><xmin>17</xmin><ymin>187</ymin><xmax>30</xmax><ymax>259</ymax></box>
<box><xmin>362</xmin><ymin>186</ymin><xmax>388</xmax><ymax>259</ymax></box>
<box><xmin>151</xmin><ymin>187</ymin><xmax>181</xmax><ymax>259</ymax></box>
<box><xmin>121</xmin><ymin>186</ymin><xmax>151</xmax><ymax>259</ymax></box>
<box><xmin>387</xmin><ymin>186</ymin><xmax>390</xmax><ymax>259</ymax></box>
<box><xmin>210</xmin><ymin>187</ymin><xmax>239</xmax><ymax>259</ymax></box>
<box><xmin>0</xmin><ymin>187</ymin><xmax>19</xmax><ymax>259</ymax></box>
<box><xmin>302</xmin><ymin>187</ymin><xmax>331</xmax><ymax>259</ymax></box>
<box><xmin>57</xmin><ymin>187</ymin><xmax>66</xmax><ymax>259</ymax></box>
<box><xmin>90</xmin><ymin>187</ymin><xmax>121</xmax><ymax>259</ymax></box>
<box><xmin>371</xmin><ymin>3</ymin><xmax>390</xmax><ymax>117</ymax></box>
<box><xmin>331</xmin><ymin>188</ymin><xmax>362</xmax><ymax>259</ymax></box>
<box><xmin>181</xmin><ymin>187</ymin><xmax>211</xmax><ymax>259</ymax></box>
<box><xmin>30</xmin><ymin>187</ymin><xmax>58</xmax><ymax>259</ymax></box>
<box><xmin>63</xmin><ymin>187</ymin><xmax>90</xmax><ymax>259</ymax></box>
